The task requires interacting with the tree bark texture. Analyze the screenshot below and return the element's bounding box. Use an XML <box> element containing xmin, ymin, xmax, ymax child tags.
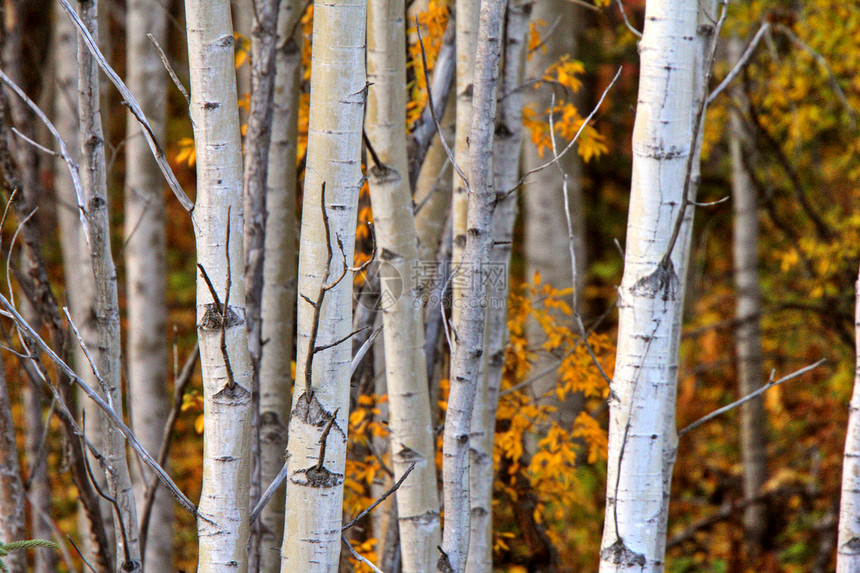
<box><xmin>598</xmin><ymin>2</ymin><xmax>698</xmax><ymax>571</ymax></box>
<box><xmin>466</xmin><ymin>1</ymin><xmax>529</xmax><ymax>570</ymax></box>
<box><xmin>184</xmin><ymin>0</ymin><xmax>254</xmax><ymax>570</ymax></box>
<box><xmin>280</xmin><ymin>0</ymin><xmax>365</xmax><ymax>568</ymax></box>
<box><xmin>366</xmin><ymin>0</ymin><xmax>442</xmax><ymax>565</ymax></box>
<box><xmin>77</xmin><ymin>0</ymin><xmax>141</xmax><ymax>568</ymax></box>
<box><xmin>123</xmin><ymin>0</ymin><xmax>172</xmax><ymax>568</ymax></box>
<box><xmin>439</xmin><ymin>0</ymin><xmax>505</xmax><ymax>568</ymax></box>
<box><xmin>258</xmin><ymin>0</ymin><xmax>303</xmax><ymax>570</ymax></box>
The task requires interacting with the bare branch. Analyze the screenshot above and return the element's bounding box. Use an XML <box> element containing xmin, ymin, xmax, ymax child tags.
<box><xmin>502</xmin><ymin>66</ymin><xmax>622</xmax><ymax>199</ymax></box>
<box><xmin>146</xmin><ymin>33</ymin><xmax>190</xmax><ymax>106</ymax></box>
<box><xmin>614</xmin><ymin>0</ymin><xmax>642</xmax><ymax>39</ymax></box>
<box><xmin>0</xmin><ymin>69</ymin><xmax>88</xmax><ymax>238</ymax></box>
<box><xmin>706</xmin><ymin>23</ymin><xmax>770</xmax><ymax>105</ymax></box>
<box><xmin>249</xmin><ymin>456</ymin><xmax>290</xmax><ymax>524</ymax></box>
<box><xmin>55</xmin><ymin>0</ymin><xmax>195</xmax><ymax>212</ymax></box>
<box><xmin>342</xmin><ymin>462</ymin><xmax>416</xmax><ymax>531</ymax></box>
<box><xmin>342</xmin><ymin>535</ymin><xmax>384</xmax><ymax>573</ymax></box>
<box><xmin>678</xmin><ymin>359</ymin><xmax>826</xmax><ymax>438</ymax></box>
<box><xmin>0</xmin><ymin>293</ymin><xmax>197</xmax><ymax>516</ymax></box>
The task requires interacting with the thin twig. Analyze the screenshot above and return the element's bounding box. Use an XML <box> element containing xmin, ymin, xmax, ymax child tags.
<box><xmin>660</xmin><ymin>1</ymin><xmax>728</xmax><ymax>266</ymax></box>
<box><xmin>350</xmin><ymin>326</ymin><xmax>382</xmax><ymax>375</ymax></box>
<box><xmin>614</xmin><ymin>0</ymin><xmax>642</xmax><ymax>39</ymax></box>
<box><xmin>55</xmin><ymin>0</ymin><xmax>195</xmax><ymax>212</ymax></box>
<box><xmin>63</xmin><ymin>308</ymin><xmax>113</xmax><ymax>409</ymax></box>
<box><xmin>10</xmin><ymin>128</ymin><xmax>58</xmax><ymax>156</ymax></box>
<box><xmin>0</xmin><ymin>292</ymin><xmax>197</xmax><ymax>515</ymax></box>
<box><xmin>67</xmin><ymin>535</ymin><xmax>97</xmax><ymax>573</ymax></box>
<box><xmin>342</xmin><ymin>462</ymin><xmax>416</xmax><ymax>531</ymax></box>
<box><xmin>315</xmin><ymin>408</ymin><xmax>340</xmax><ymax>471</ymax></box>
<box><xmin>0</xmin><ymin>69</ymin><xmax>88</xmax><ymax>238</ymax></box>
<box><xmin>678</xmin><ymin>359</ymin><xmax>825</xmax><ymax>438</ymax></box>
<box><xmin>249</xmin><ymin>455</ymin><xmax>290</xmax><ymax>524</ymax></box>
<box><xmin>706</xmin><ymin>23</ymin><xmax>770</xmax><ymax>105</ymax></box>
<box><xmin>502</xmin><ymin>67</ymin><xmax>622</xmax><ymax>199</ymax></box>
<box><xmin>415</xmin><ymin>18</ymin><xmax>469</xmax><ymax>190</ymax></box>
<box><xmin>342</xmin><ymin>535</ymin><xmax>384</xmax><ymax>573</ymax></box>
<box><xmin>146</xmin><ymin>33</ymin><xmax>190</xmax><ymax>106</ymax></box>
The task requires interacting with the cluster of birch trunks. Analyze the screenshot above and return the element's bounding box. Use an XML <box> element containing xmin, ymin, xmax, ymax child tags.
<box><xmin>0</xmin><ymin>0</ymin><xmax>856</xmax><ymax>572</ymax></box>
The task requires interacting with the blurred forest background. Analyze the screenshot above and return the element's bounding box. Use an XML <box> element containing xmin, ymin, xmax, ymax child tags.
<box><xmin>0</xmin><ymin>0</ymin><xmax>856</xmax><ymax>571</ymax></box>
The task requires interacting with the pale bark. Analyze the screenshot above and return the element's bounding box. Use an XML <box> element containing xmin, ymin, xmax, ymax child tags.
<box><xmin>450</xmin><ymin>0</ymin><xmax>479</xmax><ymax>326</ymax></box>
<box><xmin>598</xmin><ymin>1</ymin><xmax>698</xmax><ymax>571</ymax></box>
<box><xmin>242</xmin><ymin>0</ymin><xmax>281</xmax><ymax>568</ymax></box>
<box><xmin>77</xmin><ymin>0</ymin><xmax>141</xmax><ymax>568</ymax></box>
<box><xmin>123</xmin><ymin>0</ymin><xmax>171</xmax><ymax>569</ymax></box>
<box><xmin>522</xmin><ymin>0</ymin><xmax>586</xmax><ymax>305</ymax></box>
<box><xmin>837</xmin><ymin>268</ymin><xmax>860</xmax><ymax>571</ymax></box>
<box><xmin>185</xmin><ymin>0</ymin><xmax>254</xmax><ymax>570</ymax></box>
<box><xmin>280</xmin><ymin>0</ymin><xmax>365</xmax><ymax>567</ymax></box>
<box><xmin>0</xmin><ymin>354</ymin><xmax>26</xmax><ymax>573</ymax></box>
<box><xmin>439</xmin><ymin>0</ymin><xmax>505</xmax><ymax>569</ymax></box>
<box><xmin>729</xmin><ymin>35</ymin><xmax>768</xmax><ymax>555</ymax></box>
<box><xmin>50</xmin><ymin>6</ymin><xmax>113</xmax><ymax>569</ymax></box>
<box><xmin>414</xmin><ymin>94</ymin><xmax>455</xmax><ymax>267</ymax></box>
<box><xmin>258</xmin><ymin>0</ymin><xmax>302</xmax><ymax>569</ymax></box>
<box><xmin>366</xmin><ymin>0</ymin><xmax>441</xmax><ymax>566</ymax></box>
<box><xmin>465</xmin><ymin>2</ymin><xmax>529</xmax><ymax>571</ymax></box>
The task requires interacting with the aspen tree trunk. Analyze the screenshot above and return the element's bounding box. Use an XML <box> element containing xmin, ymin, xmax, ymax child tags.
<box><xmin>414</xmin><ymin>96</ymin><xmax>455</xmax><ymax>265</ymax></box>
<box><xmin>280</xmin><ymin>0</ymin><xmax>365</xmax><ymax>567</ymax></box>
<box><xmin>652</xmin><ymin>2</ymin><xmax>715</xmax><ymax>558</ymax></box>
<box><xmin>184</xmin><ymin>0</ymin><xmax>254</xmax><ymax>570</ymax></box>
<box><xmin>837</xmin><ymin>268</ymin><xmax>860</xmax><ymax>572</ymax></box>
<box><xmin>258</xmin><ymin>0</ymin><xmax>302</xmax><ymax>569</ymax></box>
<box><xmin>466</xmin><ymin>2</ymin><xmax>529</xmax><ymax>570</ymax></box>
<box><xmin>598</xmin><ymin>1</ymin><xmax>698</xmax><ymax>571</ymax></box>
<box><xmin>522</xmin><ymin>0</ymin><xmax>586</xmax><ymax>306</ymax></box>
<box><xmin>123</xmin><ymin>1</ymin><xmax>171</xmax><ymax>568</ymax></box>
<box><xmin>50</xmin><ymin>6</ymin><xmax>113</xmax><ymax>570</ymax></box>
<box><xmin>450</xmin><ymin>0</ymin><xmax>479</xmax><ymax>323</ymax></box>
<box><xmin>243</xmin><ymin>1</ymin><xmax>281</xmax><ymax>568</ymax></box>
<box><xmin>366</xmin><ymin>0</ymin><xmax>441</xmax><ymax>565</ymax></box>
<box><xmin>729</xmin><ymin>35</ymin><xmax>768</xmax><ymax>555</ymax></box>
<box><xmin>521</xmin><ymin>0</ymin><xmax>586</xmax><ymax>425</ymax></box>
<box><xmin>439</xmin><ymin>0</ymin><xmax>505</xmax><ymax>569</ymax></box>
<box><xmin>77</xmin><ymin>0</ymin><xmax>141</xmax><ymax>568</ymax></box>
<box><xmin>0</xmin><ymin>355</ymin><xmax>26</xmax><ymax>573</ymax></box>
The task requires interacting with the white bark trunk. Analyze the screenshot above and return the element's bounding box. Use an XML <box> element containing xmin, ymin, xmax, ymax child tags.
<box><xmin>729</xmin><ymin>34</ymin><xmax>768</xmax><ymax>554</ymax></box>
<box><xmin>466</xmin><ymin>2</ymin><xmax>529</xmax><ymax>570</ymax></box>
<box><xmin>598</xmin><ymin>2</ymin><xmax>698</xmax><ymax>571</ymax></box>
<box><xmin>280</xmin><ymin>0</ymin><xmax>365</xmax><ymax>568</ymax></box>
<box><xmin>258</xmin><ymin>0</ymin><xmax>302</xmax><ymax>570</ymax></box>
<box><xmin>123</xmin><ymin>1</ymin><xmax>171</xmax><ymax>569</ymax></box>
<box><xmin>51</xmin><ymin>5</ymin><xmax>113</xmax><ymax>568</ymax></box>
<box><xmin>439</xmin><ymin>0</ymin><xmax>505</xmax><ymax>569</ymax></box>
<box><xmin>77</xmin><ymin>1</ymin><xmax>141</xmax><ymax>568</ymax></box>
<box><xmin>366</xmin><ymin>0</ymin><xmax>442</xmax><ymax>566</ymax></box>
<box><xmin>184</xmin><ymin>1</ymin><xmax>254</xmax><ymax>571</ymax></box>
<box><xmin>450</xmin><ymin>0</ymin><xmax>479</xmax><ymax>328</ymax></box>
<box><xmin>837</xmin><ymin>268</ymin><xmax>860</xmax><ymax>571</ymax></box>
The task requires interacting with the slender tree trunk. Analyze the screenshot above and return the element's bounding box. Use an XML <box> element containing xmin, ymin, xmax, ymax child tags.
<box><xmin>366</xmin><ymin>0</ymin><xmax>442</xmax><ymax>566</ymax></box>
<box><xmin>414</xmin><ymin>94</ymin><xmax>455</xmax><ymax>266</ymax></box>
<box><xmin>77</xmin><ymin>1</ymin><xmax>141</xmax><ymax>569</ymax></box>
<box><xmin>729</xmin><ymin>34</ymin><xmax>768</xmax><ymax>556</ymax></box>
<box><xmin>522</xmin><ymin>0</ymin><xmax>586</xmax><ymax>305</ymax></box>
<box><xmin>837</xmin><ymin>268</ymin><xmax>860</xmax><ymax>572</ymax></box>
<box><xmin>280</xmin><ymin>0</ymin><xmax>365</xmax><ymax>567</ymax></box>
<box><xmin>0</xmin><ymin>354</ymin><xmax>26</xmax><ymax>573</ymax></box>
<box><xmin>598</xmin><ymin>2</ymin><xmax>698</xmax><ymax>571</ymax></box>
<box><xmin>243</xmin><ymin>0</ymin><xmax>281</xmax><ymax>568</ymax></box>
<box><xmin>123</xmin><ymin>1</ymin><xmax>171</xmax><ymax>569</ymax></box>
<box><xmin>184</xmin><ymin>0</ymin><xmax>254</xmax><ymax>570</ymax></box>
<box><xmin>258</xmin><ymin>0</ymin><xmax>302</xmax><ymax>570</ymax></box>
<box><xmin>49</xmin><ymin>5</ymin><xmax>112</xmax><ymax>569</ymax></box>
<box><xmin>450</xmin><ymin>0</ymin><xmax>479</xmax><ymax>327</ymax></box>
<box><xmin>439</xmin><ymin>0</ymin><xmax>505</xmax><ymax>569</ymax></box>
<box><xmin>466</xmin><ymin>2</ymin><xmax>529</xmax><ymax>570</ymax></box>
